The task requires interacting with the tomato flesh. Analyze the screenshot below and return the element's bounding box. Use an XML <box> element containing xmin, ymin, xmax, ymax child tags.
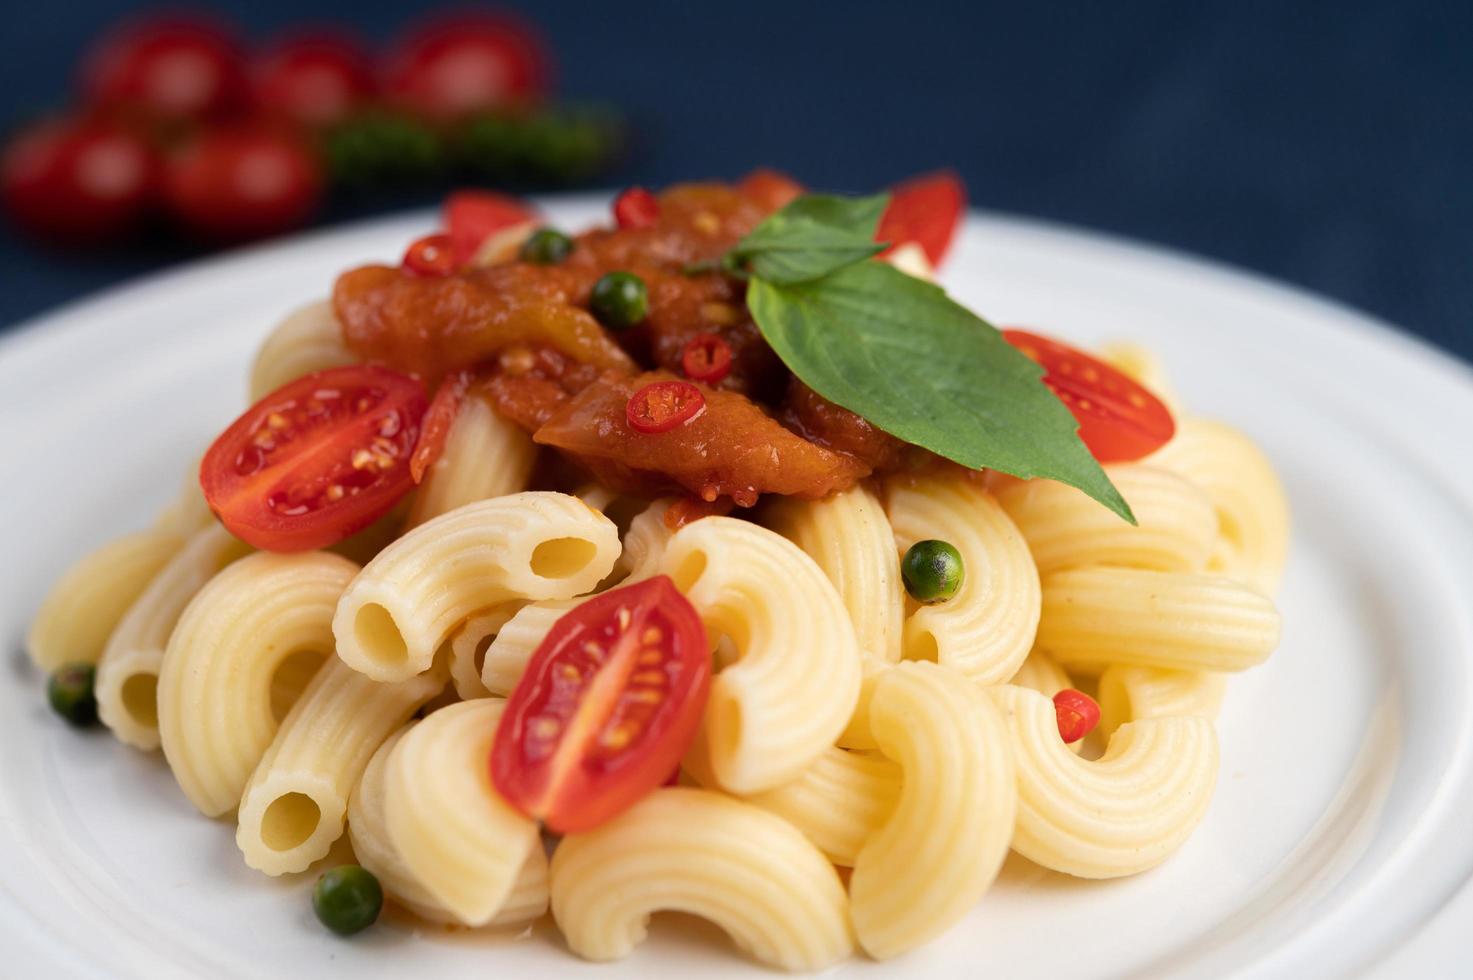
<box><xmin>1002</xmin><ymin>329</ymin><xmax>1175</xmax><ymax>462</ymax></box>
<box><xmin>877</xmin><ymin>171</ymin><xmax>965</xmax><ymax>267</ymax></box>
<box><xmin>200</xmin><ymin>365</ymin><xmax>426</xmax><ymax>551</ymax></box>
<box><xmin>444</xmin><ymin>189</ymin><xmax>538</xmax><ymax>266</ymax></box>
<box><xmin>492</xmin><ymin>576</ymin><xmax>710</xmax><ymax>833</ymax></box>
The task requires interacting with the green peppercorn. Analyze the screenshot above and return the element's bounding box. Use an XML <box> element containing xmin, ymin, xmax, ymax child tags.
<box><xmin>520</xmin><ymin>227</ymin><xmax>574</xmax><ymax>265</ymax></box>
<box><xmin>313</xmin><ymin>865</ymin><xmax>383</xmax><ymax>936</ymax></box>
<box><xmin>589</xmin><ymin>271</ymin><xmax>649</xmax><ymax>329</ymax></box>
<box><xmin>901</xmin><ymin>539</ymin><xmax>965</xmax><ymax>604</ymax></box>
<box><xmin>48</xmin><ymin>663</ymin><xmax>98</xmax><ymax>726</ymax></box>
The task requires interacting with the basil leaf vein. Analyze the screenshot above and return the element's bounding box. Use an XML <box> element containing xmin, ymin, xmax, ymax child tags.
<box><xmin>729</xmin><ymin>193</ymin><xmax>889</xmax><ymax>285</ymax></box>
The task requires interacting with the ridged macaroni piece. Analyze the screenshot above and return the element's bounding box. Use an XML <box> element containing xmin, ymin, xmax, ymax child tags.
<box><xmin>248</xmin><ymin>298</ymin><xmax>357</xmax><ymax>400</ymax></box>
<box><xmin>885</xmin><ymin>472</ymin><xmax>1040</xmax><ymax>684</ymax></box>
<box><xmin>657</xmin><ymin>517</ymin><xmax>863</xmax><ymax>794</ymax></box>
<box><xmin>738</xmin><ymin>747</ymin><xmax>900</xmax><ymax>867</ymax></box>
<box><xmin>333</xmin><ymin>492</ymin><xmax>621</xmax><ymax>682</ymax></box>
<box><xmin>96</xmin><ymin>525</ymin><xmax>252</xmax><ymax>750</ymax></box>
<box><xmin>1098</xmin><ymin>341</ymin><xmax>1182</xmax><ymax>413</ymax></box>
<box><xmin>550</xmin><ymin>788</ymin><xmax>853</xmax><ymax>970</ymax></box>
<box><xmin>477</xmin><ymin>498</ymin><xmax>679</xmax><ymax>695</ymax></box>
<box><xmin>763</xmin><ymin>484</ymin><xmax>903</xmax><ymax>748</ymax></box>
<box><xmin>158</xmin><ymin>551</ymin><xmax>359</xmax><ymax>817</ymax></box>
<box><xmin>347</xmin><ymin>726</ymin><xmax>547</xmax><ymax>926</ymax></box>
<box><xmin>995</xmin><ymin>465</ymin><xmax>1217</xmax><ymax>576</ymax></box>
<box><xmin>235</xmin><ymin>656</ymin><xmax>449</xmax><ymax>875</ymax></box>
<box><xmin>446</xmin><ymin>603</ymin><xmax>521</xmax><ymax>700</ymax></box>
<box><xmin>990</xmin><ymin>685</ymin><xmax>1219</xmax><ymax>878</ymax></box>
<box><xmin>850</xmin><ymin>661</ymin><xmax>1016</xmax><ymax>960</ymax></box>
<box><xmin>1148</xmin><ymin>417</ymin><xmax>1291</xmax><ymax>595</ymax></box>
<box><xmin>1097</xmin><ymin>665</ymin><xmax>1228</xmax><ymax>739</ymax></box>
<box><xmin>1009</xmin><ymin>648</ymin><xmax>1073</xmax><ymax>697</ymax></box>
<box><xmin>1038</xmin><ymin>567</ymin><xmax>1281</xmax><ymax>673</ymax></box>
<box><xmin>383</xmin><ymin>699</ymin><xmax>540</xmax><ymax>926</ymax></box>
<box><xmin>27</xmin><ymin>529</ymin><xmax>185</xmax><ymax>671</ymax></box>
<box><xmin>406</xmin><ymin>394</ymin><xmax>537</xmax><ymax>527</ymax></box>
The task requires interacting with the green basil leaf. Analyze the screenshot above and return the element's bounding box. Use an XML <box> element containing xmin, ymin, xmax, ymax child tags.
<box><xmin>730</xmin><ymin>193</ymin><xmax>889</xmax><ymax>284</ymax></box>
<box><xmin>748</xmin><ymin>261</ymin><xmax>1135</xmax><ymax>522</ymax></box>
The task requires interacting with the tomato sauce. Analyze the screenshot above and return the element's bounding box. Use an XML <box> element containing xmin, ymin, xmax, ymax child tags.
<box><xmin>331</xmin><ymin>179</ymin><xmax>895</xmax><ymax>507</ymax></box>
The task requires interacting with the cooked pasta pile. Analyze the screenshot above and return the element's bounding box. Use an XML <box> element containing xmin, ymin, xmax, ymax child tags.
<box><xmin>28</xmin><ymin>320</ymin><xmax>1287</xmax><ymax>968</ymax></box>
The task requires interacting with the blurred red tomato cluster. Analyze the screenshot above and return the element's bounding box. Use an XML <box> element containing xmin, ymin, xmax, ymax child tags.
<box><xmin>1</xmin><ymin>12</ymin><xmax>619</xmax><ymax>247</ymax></box>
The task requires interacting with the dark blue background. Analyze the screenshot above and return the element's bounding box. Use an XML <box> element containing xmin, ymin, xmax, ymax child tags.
<box><xmin>2</xmin><ymin>0</ymin><xmax>1469</xmax><ymax>359</ymax></box>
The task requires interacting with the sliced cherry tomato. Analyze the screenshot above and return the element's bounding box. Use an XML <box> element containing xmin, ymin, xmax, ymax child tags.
<box><xmin>383</xmin><ymin>13</ymin><xmax>550</xmax><ymax>121</ymax></box>
<box><xmin>163</xmin><ymin>124</ymin><xmax>321</xmax><ymax>241</ymax></box>
<box><xmin>82</xmin><ymin>16</ymin><xmax>247</xmax><ymax>122</ymax></box>
<box><xmin>1</xmin><ymin>117</ymin><xmax>159</xmax><ymax>243</ymax></box>
<box><xmin>251</xmin><ymin>31</ymin><xmax>376</xmax><ymax>127</ymax></box>
<box><xmin>679</xmin><ymin>334</ymin><xmax>732</xmax><ymax>384</ymax></box>
<box><xmin>1053</xmin><ymin>688</ymin><xmax>1101</xmax><ymax>744</ymax></box>
<box><xmin>491</xmin><ymin>575</ymin><xmax>711</xmax><ymax>833</ymax></box>
<box><xmin>444</xmin><ymin>189</ymin><xmax>537</xmax><ymax>266</ymax></box>
<box><xmin>1002</xmin><ymin>329</ymin><xmax>1176</xmax><ymax>462</ymax></box>
<box><xmin>200</xmin><ymin>365</ymin><xmax>427</xmax><ymax>552</ymax></box>
<box><xmin>626</xmin><ymin>381</ymin><xmax>706</xmax><ymax>434</ymax></box>
<box><xmin>401</xmin><ymin>233</ymin><xmax>456</xmax><ymax>278</ymax></box>
<box><xmin>409</xmin><ymin>369</ymin><xmax>472</xmax><ymax>483</ymax></box>
<box><xmin>877</xmin><ymin>171</ymin><xmax>965</xmax><ymax>267</ymax></box>
<box><xmin>612</xmin><ymin>186</ymin><xmax>659</xmax><ymax>229</ymax></box>
<box><xmin>737</xmin><ymin>167</ymin><xmax>803</xmax><ymax>212</ymax></box>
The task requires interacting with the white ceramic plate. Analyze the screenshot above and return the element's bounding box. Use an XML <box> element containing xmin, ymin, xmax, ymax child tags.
<box><xmin>2</xmin><ymin>197</ymin><xmax>1472</xmax><ymax>979</ymax></box>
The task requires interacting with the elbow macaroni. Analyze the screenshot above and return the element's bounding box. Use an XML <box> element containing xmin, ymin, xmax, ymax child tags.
<box><xmin>248</xmin><ymin>299</ymin><xmax>357</xmax><ymax>401</ymax></box>
<box><xmin>658</xmin><ymin>516</ymin><xmax>863</xmax><ymax>794</ymax></box>
<box><xmin>990</xmin><ymin>685</ymin><xmax>1219</xmax><ymax>877</ymax></box>
<box><xmin>406</xmin><ymin>394</ymin><xmax>538</xmax><ymax>527</ymax></box>
<box><xmin>1097</xmin><ymin>665</ymin><xmax>1227</xmax><ymax>738</ymax></box>
<box><xmin>550</xmin><ymin>788</ymin><xmax>853</xmax><ymax>971</ymax></box>
<box><xmin>158</xmin><ymin>551</ymin><xmax>359</xmax><ymax>817</ymax></box>
<box><xmin>885</xmin><ymin>472</ymin><xmax>1040</xmax><ymax>684</ymax></box>
<box><xmin>333</xmin><ymin>492</ymin><xmax>621</xmax><ymax>682</ymax></box>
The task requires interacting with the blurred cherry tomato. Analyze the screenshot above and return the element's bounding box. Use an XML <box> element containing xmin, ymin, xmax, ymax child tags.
<box><xmin>382</xmin><ymin>13</ymin><xmax>550</xmax><ymax>121</ymax></box>
<box><xmin>1</xmin><ymin>117</ymin><xmax>159</xmax><ymax>243</ymax></box>
<box><xmin>164</xmin><ymin>125</ymin><xmax>321</xmax><ymax>241</ymax></box>
<box><xmin>252</xmin><ymin>31</ymin><xmax>377</xmax><ymax>127</ymax></box>
<box><xmin>81</xmin><ymin>16</ymin><xmax>247</xmax><ymax>123</ymax></box>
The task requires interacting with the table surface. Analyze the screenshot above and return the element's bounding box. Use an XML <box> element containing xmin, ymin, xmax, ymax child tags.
<box><xmin>0</xmin><ymin>0</ymin><xmax>1469</xmax><ymax>364</ymax></box>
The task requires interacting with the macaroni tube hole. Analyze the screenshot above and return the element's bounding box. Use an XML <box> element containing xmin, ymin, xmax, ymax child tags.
<box><xmin>529</xmin><ymin>536</ymin><xmax>600</xmax><ymax>579</ymax></box>
<box><xmin>120</xmin><ymin>672</ymin><xmax>159</xmax><ymax>727</ymax></box>
<box><xmin>259</xmin><ymin>792</ymin><xmax>322</xmax><ymax>851</ymax></box>
<box><xmin>353</xmin><ymin>603</ymin><xmax>409</xmax><ymax>670</ymax></box>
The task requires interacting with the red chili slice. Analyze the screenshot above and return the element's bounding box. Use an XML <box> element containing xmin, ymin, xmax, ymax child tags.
<box><xmin>679</xmin><ymin>333</ymin><xmax>732</xmax><ymax>384</ymax></box>
<box><xmin>626</xmin><ymin>381</ymin><xmax>706</xmax><ymax>434</ymax></box>
<box><xmin>1053</xmin><ymin>688</ymin><xmax>1101</xmax><ymax>744</ymax></box>
<box><xmin>200</xmin><ymin>365</ymin><xmax>427</xmax><ymax>552</ymax></box>
<box><xmin>1002</xmin><ymin>329</ymin><xmax>1175</xmax><ymax>462</ymax></box>
<box><xmin>409</xmin><ymin>369</ymin><xmax>473</xmax><ymax>483</ymax></box>
<box><xmin>612</xmin><ymin>186</ymin><xmax>659</xmax><ymax>229</ymax></box>
<box><xmin>491</xmin><ymin>575</ymin><xmax>711</xmax><ymax>833</ymax></box>
<box><xmin>401</xmin><ymin>233</ymin><xmax>455</xmax><ymax>277</ymax></box>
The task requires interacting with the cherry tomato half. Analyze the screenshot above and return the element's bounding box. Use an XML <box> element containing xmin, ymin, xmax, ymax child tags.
<box><xmin>626</xmin><ymin>381</ymin><xmax>706</xmax><ymax>434</ymax></box>
<box><xmin>82</xmin><ymin>16</ymin><xmax>247</xmax><ymax>122</ymax></box>
<box><xmin>444</xmin><ymin>189</ymin><xmax>537</xmax><ymax>266</ymax></box>
<box><xmin>680</xmin><ymin>334</ymin><xmax>732</xmax><ymax>384</ymax></box>
<box><xmin>251</xmin><ymin>31</ymin><xmax>377</xmax><ymax>127</ymax></box>
<box><xmin>200</xmin><ymin>365</ymin><xmax>427</xmax><ymax>552</ymax></box>
<box><xmin>1002</xmin><ymin>329</ymin><xmax>1176</xmax><ymax>462</ymax></box>
<box><xmin>491</xmin><ymin>575</ymin><xmax>710</xmax><ymax>833</ymax></box>
<box><xmin>164</xmin><ymin>124</ymin><xmax>321</xmax><ymax>241</ymax></box>
<box><xmin>877</xmin><ymin>170</ymin><xmax>965</xmax><ymax>267</ymax></box>
<box><xmin>1053</xmin><ymin>689</ymin><xmax>1101</xmax><ymax>744</ymax></box>
<box><xmin>612</xmin><ymin>186</ymin><xmax>659</xmax><ymax>229</ymax></box>
<box><xmin>382</xmin><ymin>13</ymin><xmax>550</xmax><ymax>121</ymax></box>
<box><xmin>409</xmin><ymin>369</ymin><xmax>472</xmax><ymax>483</ymax></box>
<box><xmin>1</xmin><ymin>118</ymin><xmax>158</xmax><ymax>243</ymax></box>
